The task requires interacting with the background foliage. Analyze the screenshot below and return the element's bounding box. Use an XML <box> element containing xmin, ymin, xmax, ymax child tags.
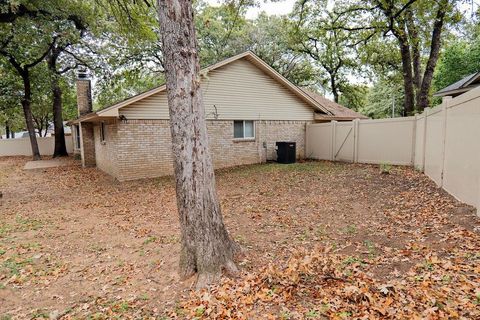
<box><xmin>0</xmin><ymin>0</ymin><xmax>478</xmax><ymax>136</ymax></box>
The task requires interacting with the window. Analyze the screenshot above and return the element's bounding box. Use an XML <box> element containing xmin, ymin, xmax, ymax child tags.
<box><xmin>75</xmin><ymin>125</ymin><xmax>81</xmax><ymax>149</ymax></box>
<box><xmin>233</xmin><ymin>120</ymin><xmax>254</xmax><ymax>139</ymax></box>
<box><xmin>100</xmin><ymin>122</ymin><xmax>106</xmax><ymax>142</ymax></box>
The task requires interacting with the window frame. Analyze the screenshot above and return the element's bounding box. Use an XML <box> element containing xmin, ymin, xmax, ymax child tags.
<box><xmin>233</xmin><ymin>120</ymin><xmax>255</xmax><ymax>140</ymax></box>
<box><xmin>100</xmin><ymin>122</ymin><xmax>106</xmax><ymax>143</ymax></box>
<box><xmin>75</xmin><ymin>125</ymin><xmax>81</xmax><ymax>149</ymax></box>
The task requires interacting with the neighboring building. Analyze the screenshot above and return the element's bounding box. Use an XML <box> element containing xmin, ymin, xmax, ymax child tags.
<box><xmin>0</xmin><ymin>122</ymin><xmax>71</xmax><ymax>139</ymax></box>
<box><xmin>47</xmin><ymin>122</ymin><xmax>72</xmax><ymax>136</ymax></box>
<box><xmin>434</xmin><ymin>72</ymin><xmax>480</xmax><ymax>98</ymax></box>
<box><xmin>70</xmin><ymin>51</ymin><xmax>367</xmax><ymax>181</ymax></box>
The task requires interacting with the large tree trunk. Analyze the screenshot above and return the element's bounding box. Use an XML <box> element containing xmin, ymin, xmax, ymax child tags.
<box><xmin>48</xmin><ymin>49</ymin><xmax>68</xmax><ymax>157</ymax></box>
<box><xmin>5</xmin><ymin>122</ymin><xmax>10</xmax><ymax>139</ymax></box>
<box><xmin>378</xmin><ymin>1</ymin><xmax>418</xmax><ymax>115</ymax></box>
<box><xmin>330</xmin><ymin>76</ymin><xmax>339</xmax><ymax>103</ymax></box>
<box><xmin>157</xmin><ymin>0</ymin><xmax>238</xmax><ymax>289</ymax></box>
<box><xmin>395</xmin><ymin>29</ymin><xmax>415</xmax><ymax>115</ymax></box>
<box><xmin>52</xmin><ymin>79</ymin><xmax>67</xmax><ymax>156</ymax></box>
<box><xmin>406</xmin><ymin>10</ymin><xmax>422</xmax><ymax>105</ymax></box>
<box><xmin>21</xmin><ymin>71</ymin><xmax>41</xmax><ymax>160</ymax></box>
<box><xmin>417</xmin><ymin>0</ymin><xmax>447</xmax><ymax>111</ymax></box>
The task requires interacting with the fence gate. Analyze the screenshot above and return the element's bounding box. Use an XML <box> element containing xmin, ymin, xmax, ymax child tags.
<box><xmin>333</xmin><ymin>121</ymin><xmax>355</xmax><ymax>162</ymax></box>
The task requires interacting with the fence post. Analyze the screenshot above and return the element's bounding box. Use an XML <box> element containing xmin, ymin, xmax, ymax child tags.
<box><xmin>439</xmin><ymin>97</ymin><xmax>451</xmax><ymax>188</ymax></box>
<box><xmin>353</xmin><ymin>119</ymin><xmax>359</xmax><ymax>163</ymax></box>
<box><xmin>421</xmin><ymin>107</ymin><xmax>429</xmax><ymax>172</ymax></box>
<box><xmin>331</xmin><ymin>120</ymin><xmax>337</xmax><ymax>161</ymax></box>
<box><xmin>477</xmin><ymin>176</ymin><xmax>480</xmax><ymax>217</ymax></box>
<box><xmin>304</xmin><ymin>123</ymin><xmax>309</xmax><ymax>159</ymax></box>
<box><xmin>411</xmin><ymin>114</ymin><xmax>417</xmax><ymax>166</ymax></box>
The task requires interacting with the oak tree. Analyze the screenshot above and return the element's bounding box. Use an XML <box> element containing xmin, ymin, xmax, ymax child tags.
<box><xmin>290</xmin><ymin>0</ymin><xmax>365</xmax><ymax>102</ymax></box>
<box><xmin>337</xmin><ymin>0</ymin><xmax>462</xmax><ymax>113</ymax></box>
<box><xmin>0</xmin><ymin>28</ymin><xmax>55</xmax><ymax>159</ymax></box>
<box><xmin>157</xmin><ymin>0</ymin><xmax>239</xmax><ymax>288</ymax></box>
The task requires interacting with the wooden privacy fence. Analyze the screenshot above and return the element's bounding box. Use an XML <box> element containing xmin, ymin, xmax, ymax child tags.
<box><xmin>0</xmin><ymin>136</ymin><xmax>73</xmax><ymax>157</ymax></box>
<box><xmin>306</xmin><ymin>86</ymin><xmax>480</xmax><ymax>214</ymax></box>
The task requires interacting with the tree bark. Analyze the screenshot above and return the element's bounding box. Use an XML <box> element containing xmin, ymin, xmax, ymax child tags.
<box><xmin>406</xmin><ymin>10</ymin><xmax>422</xmax><ymax>105</ymax></box>
<box><xmin>48</xmin><ymin>49</ymin><xmax>68</xmax><ymax>157</ymax></box>
<box><xmin>378</xmin><ymin>1</ymin><xmax>418</xmax><ymax>115</ymax></box>
<box><xmin>21</xmin><ymin>70</ymin><xmax>41</xmax><ymax>160</ymax></box>
<box><xmin>377</xmin><ymin>0</ymin><xmax>447</xmax><ymax>113</ymax></box>
<box><xmin>2</xmin><ymin>54</ymin><xmax>44</xmax><ymax>159</ymax></box>
<box><xmin>394</xmin><ymin>26</ymin><xmax>415</xmax><ymax>115</ymax></box>
<box><xmin>5</xmin><ymin>122</ymin><xmax>10</xmax><ymax>139</ymax></box>
<box><xmin>417</xmin><ymin>0</ymin><xmax>447</xmax><ymax>111</ymax></box>
<box><xmin>51</xmin><ymin>78</ymin><xmax>67</xmax><ymax>156</ymax></box>
<box><xmin>157</xmin><ymin>0</ymin><xmax>238</xmax><ymax>289</ymax></box>
<box><xmin>330</xmin><ymin>75</ymin><xmax>339</xmax><ymax>103</ymax></box>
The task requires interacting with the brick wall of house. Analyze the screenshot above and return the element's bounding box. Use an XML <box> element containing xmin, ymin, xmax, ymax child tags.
<box><xmin>115</xmin><ymin>120</ymin><xmax>173</xmax><ymax>181</ymax></box>
<box><xmin>208</xmin><ymin>121</ymin><xmax>262</xmax><ymax>169</ymax></box>
<box><xmin>94</xmin><ymin>122</ymin><xmax>119</xmax><ymax>178</ymax></box>
<box><xmin>100</xmin><ymin>119</ymin><xmax>309</xmax><ymax>181</ymax></box>
<box><xmin>257</xmin><ymin>120</ymin><xmax>308</xmax><ymax>161</ymax></box>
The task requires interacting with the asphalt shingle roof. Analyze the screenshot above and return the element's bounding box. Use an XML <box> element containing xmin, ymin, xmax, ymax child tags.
<box><xmin>435</xmin><ymin>72</ymin><xmax>480</xmax><ymax>96</ymax></box>
<box><xmin>301</xmin><ymin>89</ymin><xmax>368</xmax><ymax>119</ymax></box>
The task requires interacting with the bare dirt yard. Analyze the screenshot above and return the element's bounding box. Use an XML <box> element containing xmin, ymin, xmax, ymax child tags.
<box><xmin>0</xmin><ymin>157</ymin><xmax>479</xmax><ymax>319</ymax></box>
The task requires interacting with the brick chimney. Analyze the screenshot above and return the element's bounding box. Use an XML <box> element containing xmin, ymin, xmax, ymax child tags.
<box><xmin>75</xmin><ymin>68</ymin><xmax>96</xmax><ymax>167</ymax></box>
<box><xmin>76</xmin><ymin>69</ymin><xmax>92</xmax><ymax>116</ymax></box>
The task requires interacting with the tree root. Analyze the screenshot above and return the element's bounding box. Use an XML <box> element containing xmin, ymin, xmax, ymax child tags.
<box><xmin>224</xmin><ymin>259</ymin><xmax>239</xmax><ymax>277</ymax></box>
<box><xmin>195</xmin><ymin>272</ymin><xmax>221</xmax><ymax>290</ymax></box>
<box><xmin>194</xmin><ymin>259</ymin><xmax>239</xmax><ymax>290</ymax></box>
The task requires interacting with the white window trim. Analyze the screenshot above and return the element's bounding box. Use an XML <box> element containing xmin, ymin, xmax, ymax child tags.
<box><xmin>233</xmin><ymin>120</ymin><xmax>255</xmax><ymax>140</ymax></box>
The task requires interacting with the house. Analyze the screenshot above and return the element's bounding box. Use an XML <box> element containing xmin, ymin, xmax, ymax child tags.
<box><xmin>434</xmin><ymin>72</ymin><xmax>480</xmax><ymax>98</ymax></box>
<box><xmin>70</xmin><ymin>51</ymin><xmax>367</xmax><ymax>181</ymax></box>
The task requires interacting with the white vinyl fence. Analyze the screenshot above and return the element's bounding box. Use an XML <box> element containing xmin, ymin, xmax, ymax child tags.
<box><xmin>0</xmin><ymin>136</ymin><xmax>73</xmax><ymax>157</ymax></box>
<box><xmin>306</xmin><ymin>117</ymin><xmax>416</xmax><ymax>165</ymax></box>
<box><xmin>306</xmin><ymin>86</ymin><xmax>480</xmax><ymax>214</ymax></box>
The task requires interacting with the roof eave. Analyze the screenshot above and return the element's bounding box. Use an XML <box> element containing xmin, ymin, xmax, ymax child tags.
<box><xmin>433</xmin><ymin>87</ymin><xmax>470</xmax><ymax>97</ymax></box>
<box><xmin>67</xmin><ymin>113</ymin><xmax>97</xmax><ymax>125</ymax></box>
<box><xmin>315</xmin><ymin>115</ymin><xmax>368</xmax><ymax>121</ymax></box>
<box><xmin>67</xmin><ymin>112</ymin><xmax>117</xmax><ymax>125</ymax></box>
<box><xmin>462</xmin><ymin>72</ymin><xmax>480</xmax><ymax>87</ymax></box>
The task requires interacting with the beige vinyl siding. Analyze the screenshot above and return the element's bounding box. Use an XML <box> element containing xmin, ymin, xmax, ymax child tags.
<box><xmin>119</xmin><ymin>58</ymin><xmax>315</xmax><ymax>121</ymax></box>
<box><xmin>119</xmin><ymin>90</ymin><xmax>170</xmax><ymax>119</ymax></box>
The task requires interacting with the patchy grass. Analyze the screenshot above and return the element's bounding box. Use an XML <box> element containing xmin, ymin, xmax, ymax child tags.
<box><xmin>2</xmin><ymin>256</ymin><xmax>34</xmax><ymax>276</ymax></box>
<box><xmin>0</xmin><ymin>156</ymin><xmax>479</xmax><ymax>319</ymax></box>
<box><xmin>0</xmin><ymin>217</ymin><xmax>42</xmax><ymax>239</ymax></box>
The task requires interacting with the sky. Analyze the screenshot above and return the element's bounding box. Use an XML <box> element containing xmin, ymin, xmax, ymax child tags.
<box><xmin>207</xmin><ymin>0</ymin><xmax>297</xmax><ymax>19</ymax></box>
<box><xmin>207</xmin><ymin>0</ymin><xmax>479</xmax><ymax>20</ymax></box>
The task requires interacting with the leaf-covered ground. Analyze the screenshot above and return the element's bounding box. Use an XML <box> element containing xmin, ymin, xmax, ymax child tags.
<box><xmin>0</xmin><ymin>157</ymin><xmax>478</xmax><ymax>319</ymax></box>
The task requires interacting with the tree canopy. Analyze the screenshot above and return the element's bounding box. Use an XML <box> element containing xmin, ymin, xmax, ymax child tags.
<box><xmin>0</xmin><ymin>0</ymin><xmax>477</xmax><ymax>141</ymax></box>
<box><xmin>433</xmin><ymin>18</ymin><xmax>480</xmax><ymax>93</ymax></box>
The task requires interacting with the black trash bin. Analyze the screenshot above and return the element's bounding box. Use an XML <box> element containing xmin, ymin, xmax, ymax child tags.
<box><xmin>276</xmin><ymin>142</ymin><xmax>296</xmax><ymax>164</ymax></box>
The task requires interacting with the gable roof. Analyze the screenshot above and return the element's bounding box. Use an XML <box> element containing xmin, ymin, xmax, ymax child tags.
<box><xmin>86</xmin><ymin>51</ymin><xmax>332</xmax><ymax>120</ymax></box>
<box><xmin>72</xmin><ymin>51</ymin><xmax>367</xmax><ymax>124</ymax></box>
<box><xmin>434</xmin><ymin>72</ymin><xmax>480</xmax><ymax>97</ymax></box>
